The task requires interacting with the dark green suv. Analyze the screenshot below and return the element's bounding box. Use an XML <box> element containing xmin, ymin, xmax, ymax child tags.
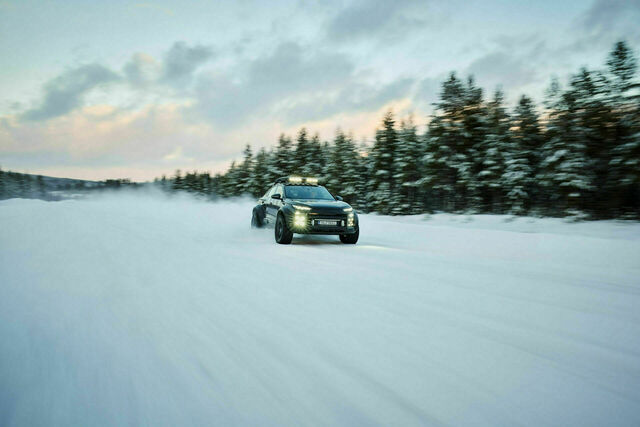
<box><xmin>251</xmin><ymin>177</ymin><xmax>359</xmax><ymax>244</ymax></box>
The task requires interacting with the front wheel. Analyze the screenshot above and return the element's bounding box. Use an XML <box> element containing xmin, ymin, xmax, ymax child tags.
<box><xmin>275</xmin><ymin>214</ymin><xmax>293</xmax><ymax>244</ymax></box>
<box><xmin>340</xmin><ymin>227</ymin><xmax>359</xmax><ymax>244</ymax></box>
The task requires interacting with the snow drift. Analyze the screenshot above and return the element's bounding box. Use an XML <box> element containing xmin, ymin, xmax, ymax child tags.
<box><xmin>1</xmin><ymin>194</ymin><xmax>639</xmax><ymax>426</ymax></box>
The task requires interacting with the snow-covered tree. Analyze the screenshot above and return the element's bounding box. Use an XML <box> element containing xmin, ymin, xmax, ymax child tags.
<box><xmin>273</xmin><ymin>134</ymin><xmax>293</xmax><ymax>178</ymax></box>
<box><xmin>461</xmin><ymin>76</ymin><xmax>487</xmax><ymax>212</ymax></box>
<box><xmin>236</xmin><ymin>144</ymin><xmax>254</xmax><ymax>195</ymax></box>
<box><xmin>369</xmin><ymin>111</ymin><xmax>398</xmax><ymax>214</ymax></box>
<box><xmin>423</xmin><ymin>73</ymin><xmax>471</xmax><ymax>212</ymax></box>
<box><xmin>607</xmin><ymin>41</ymin><xmax>640</xmax><ymax>217</ymax></box>
<box><xmin>293</xmin><ymin>128</ymin><xmax>310</xmax><ymax>175</ymax></box>
<box><xmin>325</xmin><ymin>130</ymin><xmax>361</xmax><ymax>206</ymax></box>
<box><xmin>503</xmin><ymin>95</ymin><xmax>541</xmax><ymax>214</ymax></box>
<box><xmin>538</xmin><ymin>79</ymin><xmax>593</xmax><ymax>217</ymax></box>
<box><xmin>478</xmin><ymin>89</ymin><xmax>509</xmax><ymax>212</ymax></box>
<box><xmin>249</xmin><ymin>148</ymin><xmax>270</xmax><ymax>196</ymax></box>
<box><xmin>393</xmin><ymin>116</ymin><xmax>423</xmax><ymax>214</ymax></box>
<box><xmin>306</xmin><ymin>133</ymin><xmax>325</xmax><ymax>178</ymax></box>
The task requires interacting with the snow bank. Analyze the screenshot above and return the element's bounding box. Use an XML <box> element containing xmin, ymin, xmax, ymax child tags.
<box><xmin>1</xmin><ymin>195</ymin><xmax>639</xmax><ymax>426</ymax></box>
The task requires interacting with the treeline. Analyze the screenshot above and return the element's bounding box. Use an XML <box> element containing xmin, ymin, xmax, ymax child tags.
<box><xmin>0</xmin><ymin>170</ymin><xmax>50</xmax><ymax>200</ymax></box>
<box><xmin>0</xmin><ymin>169</ymin><xmax>139</xmax><ymax>201</ymax></box>
<box><xmin>157</xmin><ymin>41</ymin><xmax>639</xmax><ymax>219</ymax></box>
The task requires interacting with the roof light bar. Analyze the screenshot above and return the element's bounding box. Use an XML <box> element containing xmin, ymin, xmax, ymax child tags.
<box><xmin>285</xmin><ymin>176</ymin><xmax>319</xmax><ymax>184</ymax></box>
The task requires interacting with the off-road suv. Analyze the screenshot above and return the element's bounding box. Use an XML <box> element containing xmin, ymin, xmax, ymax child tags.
<box><xmin>251</xmin><ymin>177</ymin><xmax>359</xmax><ymax>244</ymax></box>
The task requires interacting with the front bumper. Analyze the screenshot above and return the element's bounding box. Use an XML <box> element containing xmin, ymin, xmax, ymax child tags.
<box><xmin>288</xmin><ymin>212</ymin><xmax>357</xmax><ymax>234</ymax></box>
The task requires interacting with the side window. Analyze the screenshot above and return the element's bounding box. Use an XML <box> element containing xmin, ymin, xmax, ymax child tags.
<box><xmin>273</xmin><ymin>184</ymin><xmax>283</xmax><ymax>197</ymax></box>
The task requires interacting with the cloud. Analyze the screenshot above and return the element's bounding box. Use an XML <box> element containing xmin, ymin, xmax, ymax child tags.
<box><xmin>412</xmin><ymin>76</ymin><xmax>441</xmax><ymax>110</ymax></box>
<box><xmin>22</xmin><ymin>64</ymin><xmax>120</xmax><ymax>121</ymax></box>
<box><xmin>188</xmin><ymin>41</ymin><xmax>416</xmax><ymax>128</ymax></box>
<box><xmin>132</xmin><ymin>3</ymin><xmax>175</xmax><ymax>16</ymax></box>
<box><xmin>283</xmin><ymin>78</ymin><xmax>415</xmax><ymax>124</ymax></box>
<box><xmin>570</xmin><ymin>0</ymin><xmax>640</xmax><ymax>50</ymax></box>
<box><xmin>163</xmin><ymin>146</ymin><xmax>193</xmax><ymax>163</ymax></box>
<box><xmin>161</xmin><ymin>41</ymin><xmax>214</xmax><ymax>84</ymax></box>
<box><xmin>579</xmin><ymin>0</ymin><xmax>640</xmax><ymax>35</ymax></box>
<box><xmin>124</xmin><ymin>53</ymin><xmax>160</xmax><ymax>87</ymax></box>
<box><xmin>191</xmin><ymin>42</ymin><xmax>354</xmax><ymax>125</ymax></box>
<box><xmin>3</xmin><ymin>103</ymin><xmax>224</xmax><ymax>166</ymax></box>
<box><xmin>325</xmin><ymin>0</ymin><xmax>427</xmax><ymax>43</ymax></box>
<box><xmin>466</xmin><ymin>51</ymin><xmax>537</xmax><ymax>92</ymax></box>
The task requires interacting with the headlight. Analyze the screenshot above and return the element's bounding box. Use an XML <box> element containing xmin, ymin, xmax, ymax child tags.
<box><xmin>293</xmin><ymin>204</ymin><xmax>311</xmax><ymax>211</ymax></box>
<box><xmin>293</xmin><ymin>211</ymin><xmax>307</xmax><ymax>227</ymax></box>
<box><xmin>343</xmin><ymin>207</ymin><xmax>353</xmax><ymax>212</ymax></box>
<box><xmin>347</xmin><ymin>212</ymin><xmax>355</xmax><ymax>227</ymax></box>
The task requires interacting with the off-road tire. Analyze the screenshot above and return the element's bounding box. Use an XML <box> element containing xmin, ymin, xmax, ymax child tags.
<box><xmin>275</xmin><ymin>214</ymin><xmax>293</xmax><ymax>244</ymax></box>
<box><xmin>251</xmin><ymin>209</ymin><xmax>263</xmax><ymax>228</ymax></box>
<box><xmin>339</xmin><ymin>227</ymin><xmax>359</xmax><ymax>244</ymax></box>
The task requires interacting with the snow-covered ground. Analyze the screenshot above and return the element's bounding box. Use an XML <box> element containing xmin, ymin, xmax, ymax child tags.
<box><xmin>1</xmin><ymin>194</ymin><xmax>640</xmax><ymax>426</ymax></box>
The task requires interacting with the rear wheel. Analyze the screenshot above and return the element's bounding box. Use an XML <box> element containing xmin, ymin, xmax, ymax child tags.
<box><xmin>251</xmin><ymin>209</ymin><xmax>263</xmax><ymax>228</ymax></box>
<box><xmin>340</xmin><ymin>227</ymin><xmax>359</xmax><ymax>244</ymax></box>
<box><xmin>275</xmin><ymin>214</ymin><xmax>293</xmax><ymax>244</ymax></box>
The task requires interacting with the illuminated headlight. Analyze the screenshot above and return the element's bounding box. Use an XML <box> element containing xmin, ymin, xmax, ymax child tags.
<box><xmin>293</xmin><ymin>204</ymin><xmax>311</xmax><ymax>211</ymax></box>
<box><xmin>347</xmin><ymin>213</ymin><xmax>355</xmax><ymax>227</ymax></box>
<box><xmin>343</xmin><ymin>207</ymin><xmax>353</xmax><ymax>212</ymax></box>
<box><xmin>293</xmin><ymin>212</ymin><xmax>307</xmax><ymax>227</ymax></box>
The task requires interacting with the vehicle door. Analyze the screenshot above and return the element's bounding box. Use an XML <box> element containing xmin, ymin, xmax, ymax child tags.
<box><xmin>262</xmin><ymin>185</ymin><xmax>276</xmax><ymax>224</ymax></box>
<box><xmin>266</xmin><ymin>184</ymin><xmax>284</xmax><ymax>222</ymax></box>
<box><xmin>258</xmin><ymin>186</ymin><xmax>273</xmax><ymax>223</ymax></box>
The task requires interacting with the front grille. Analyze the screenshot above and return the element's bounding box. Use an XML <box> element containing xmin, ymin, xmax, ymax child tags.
<box><xmin>306</xmin><ymin>213</ymin><xmax>347</xmax><ymax>232</ymax></box>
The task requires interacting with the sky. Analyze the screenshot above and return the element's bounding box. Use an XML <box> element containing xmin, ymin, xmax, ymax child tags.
<box><xmin>1</xmin><ymin>0</ymin><xmax>639</xmax><ymax>181</ymax></box>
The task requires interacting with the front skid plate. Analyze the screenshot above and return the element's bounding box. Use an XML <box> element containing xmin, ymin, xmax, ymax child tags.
<box><xmin>294</xmin><ymin>229</ymin><xmax>358</xmax><ymax>235</ymax></box>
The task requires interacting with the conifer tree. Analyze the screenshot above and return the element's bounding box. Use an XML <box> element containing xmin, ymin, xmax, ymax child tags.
<box><xmin>538</xmin><ymin>79</ymin><xmax>593</xmax><ymax>217</ymax></box>
<box><xmin>479</xmin><ymin>89</ymin><xmax>509</xmax><ymax>212</ymax></box>
<box><xmin>571</xmin><ymin>68</ymin><xmax>612</xmax><ymax>216</ymax></box>
<box><xmin>423</xmin><ymin>73</ymin><xmax>466</xmax><ymax>211</ymax></box>
<box><xmin>607</xmin><ymin>41</ymin><xmax>640</xmax><ymax>216</ymax></box>
<box><xmin>249</xmin><ymin>148</ymin><xmax>270</xmax><ymax>196</ymax></box>
<box><xmin>460</xmin><ymin>76</ymin><xmax>487</xmax><ymax>212</ymax></box>
<box><xmin>325</xmin><ymin>130</ymin><xmax>361</xmax><ymax>205</ymax></box>
<box><xmin>211</xmin><ymin>173</ymin><xmax>224</xmax><ymax>197</ymax></box>
<box><xmin>293</xmin><ymin>128</ymin><xmax>310</xmax><ymax>175</ymax></box>
<box><xmin>306</xmin><ymin>133</ymin><xmax>325</xmax><ymax>177</ymax></box>
<box><xmin>369</xmin><ymin>111</ymin><xmax>398</xmax><ymax>214</ymax></box>
<box><xmin>505</xmin><ymin>95</ymin><xmax>542</xmax><ymax>214</ymax></box>
<box><xmin>273</xmin><ymin>134</ymin><xmax>293</xmax><ymax>178</ymax></box>
<box><xmin>265</xmin><ymin>148</ymin><xmax>279</xmax><ymax>186</ymax></box>
<box><xmin>320</xmin><ymin>140</ymin><xmax>331</xmax><ymax>182</ymax></box>
<box><xmin>236</xmin><ymin>144</ymin><xmax>254</xmax><ymax>195</ymax></box>
<box><xmin>325</xmin><ymin>129</ymin><xmax>347</xmax><ymax>194</ymax></box>
<box><xmin>36</xmin><ymin>175</ymin><xmax>46</xmax><ymax>199</ymax></box>
<box><xmin>393</xmin><ymin>117</ymin><xmax>423</xmax><ymax>214</ymax></box>
<box><xmin>355</xmin><ymin>141</ymin><xmax>371</xmax><ymax>211</ymax></box>
<box><xmin>172</xmin><ymin>169</ymin><xmax>183</xmax><ymax>191</ymax></box>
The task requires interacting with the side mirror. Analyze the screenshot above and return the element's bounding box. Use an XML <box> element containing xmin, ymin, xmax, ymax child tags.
<box><xmin>335</xmin><ymin>195</ymin><xmax>343</xmax><ymax>201</ymax></box>
<box><xmin>271</xmin><ymin>194</ymin><xmax>282</xmax><ymax>200</ymax></box>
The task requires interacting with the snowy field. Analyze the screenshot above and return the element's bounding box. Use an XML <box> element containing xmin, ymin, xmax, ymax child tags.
<box><xmin>1</xmin><ymin>194</ymin><xmax>640</xmax><ymax>426</ymax></box>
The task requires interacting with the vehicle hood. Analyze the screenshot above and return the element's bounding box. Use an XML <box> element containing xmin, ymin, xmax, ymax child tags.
<box><xmin>289</xmin><ymin>199</ymin><xmax>350</xmax><ymax>213</ymax></box>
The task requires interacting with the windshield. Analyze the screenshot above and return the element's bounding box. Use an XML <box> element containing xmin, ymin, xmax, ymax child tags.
<box><xmin>284</xmin><ymin>185</ymin><xmax>335</xmax><ymax>200</ymax></box>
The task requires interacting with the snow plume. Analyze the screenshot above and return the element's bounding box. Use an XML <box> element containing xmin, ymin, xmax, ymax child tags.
<box><xmin>1</xmin><ymin>196</ymin><xmax>640</xmax><ymax>425</ymax></box>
